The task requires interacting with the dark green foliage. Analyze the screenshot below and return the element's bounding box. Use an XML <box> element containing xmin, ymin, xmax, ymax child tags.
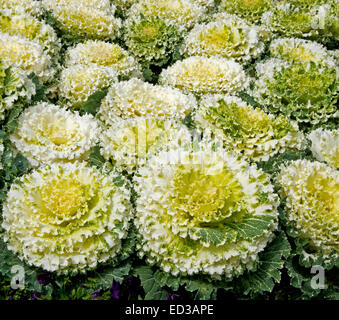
<box><xmin>79</xmin><ymin>88</ymin><xmax>109</xmax><ymax>116</ymax></box>
<box><xmin>233</xmin><ymin>232</ymin><xmax>291</xmax><ymax>297</ymax></box>
<box><xmin>256</xmin><ymin>149</ymin><xmax>317</xmax><ymax>178</ymax></box>
<box><xmin>28</xmin><ymin>72</ymin><xmax>46</xmax><ymax>103</ymax></box>
<box><xmin>88</xmin><ymin>145</ymin><xmax>106</xmax><ymax>169</ymax></box>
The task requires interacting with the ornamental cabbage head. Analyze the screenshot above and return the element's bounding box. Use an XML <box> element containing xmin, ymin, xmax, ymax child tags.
<box><xmin>127</xmin><ymin>0</ymin><xmax>207</xmax><ymax>31</ymax></box>
<box><xmin>252</xmin><ymin>58</ymin><xmax>338</xmax><ymax>125</ymax></box>
<box><xmin>59</xmin><ymin>64</ymin><xmax>117</xmax><ymax>109</ymax></box>
<box><xmin>261</xmin><ymin>2</ymin><xmax>338</xmax><ymax>40</ymax></box>
<box><xmin>43</xmin><ymin>0</ymin><xmax>116</xmax><ymax>12</ymax></box>
<box><xmin>0</xmin><ymin>33</ymin><xmax>55</xmax><ymax>83</ymax></box>
<box><xmin>134</xmin><ymin>142</ymin><xmax>279</xmax><ymax>278</ymax></box>
<box><xmin>2</xmin><ymin>162</ymin><xmax>132</xmax><ymax>274</ymax></box>
<box><xmin>181</xmin><ymin>13</ymin><xmax>267</xmax><ymax>63</ymax></box>
<box><xmin>0</xmin><ymin>60</ymin><xmax>36</xmax><ymax>120</ymax></box>
<box><xmin>277</xmin><ymin>160</ymin><xmax>338</xmax><ymax>268</ymax></box>
<box><xmin>269</xmin><ymin>38</ymin><xmax>337</xmax><ymax>67</ymax></box>
<box><xmin>159</xmin><ymin>56</ymin><xmax>249</xmax><ymax>97</ymax></box>
<box><xmin>195</xmin><ymin>95</ymin><xmax>305</xmax><ymax>161</ymax></box>
<box><xmin>286</xmin><ymin>1</ymin><xmax>339</xmax><ymax>40</ymax></box>
<box><xmin>43</xmin><ymin>1</ymin><xmax>121</xmax><ymax>41</ymax></box>
<box><xmin>124</xmin><ymin>15</ymin><xmax>181</xmax><ymax>64</ymax></box>
<box><xmin>0</xmin><ymin>11</ymin><xmax>61</xmax><ymax>58</ymax></box>
<box><xmin>10</xmin><ymin>103</ymin><xmax>101</xmax><ymax>166</ymax></box>
<box><xmin>100</xmin><ymin>118</ymin><xmax>192</xmax><ymax>173</ymax></box>
<box><xmin>65</xmin><ymin>40</ymin><xmax>141</xmax><ymax>78</ymax></box>
<box><xmin>98</xmin><ymin>78</ymin><xmax>197</xmax><ymax>126</ymax></box>
<box><xmin>287</xmin><ymin>0</ymin><xmax>331</xmax><ymax>8</ymax></box>
<box><xmin>308</xmin><ymin>128</ymin><xmax>339</xmax><ymax>169</ymax></box>
<box><xmin>0</xmin><ymin>0</ymin><xmax>42</xmax><ymax>17</ymax></box>
<box><xmin>219</xmin><ymin>0</ymin><xmax>275</xmax><ymax>24</ymax></box>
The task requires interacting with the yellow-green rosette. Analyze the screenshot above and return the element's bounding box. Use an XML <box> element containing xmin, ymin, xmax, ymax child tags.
<box><xmin>134</xmin><ymin>142</ymin><xmax>279</xmax><ymax>278</ymax></box>
<box><xmin>287</xmin><ymin>0</ymin><xmax>331</xmax><ymax>9</ymax></box>
<box><xmin>42</xmin><ymin>0</ymin><xmax>121</xmax><ymax>41</ymax></box>
<box><xmin>159</xmin><ymin>56</ymin><xmax>249</xmax><ymax>97</ymax></box>
<box><xmin>287</xmin><ymin>0</ymin><xmax>339</xmax><ymax>41</ymax></box>
<box><xmin>2</xmin><ymin>162</ymin><xmax>132</xmax><ymax>274</ymax></box>
<box><xmin>0</xmin><ymin>0</ymin><xmax>42</xmax><ymax>17</ymax></box>
<box><xmin>97</xmin><ymin>78</ymin><xmax>197</xmax><ymax>125</ymax></box>
<box><xmin>277</xmin><ymin>160</ymin><xmax>339</xmax><ymax>268</ymax></box>
<box><xmin>0</xmin><ymin>11</ymin><xmax>61</xmax><ymax>58</ymax></box>
<box><xmin>181</xmin><ymin>13</ymin><xmax>268</xmax><ymax>63</ymax></box>
<box><xmin>65</xmin><ymin>40</ymin><xmax>141</xmax><ymax>78</ymax></box>
<box><xmin>43</xmin><ymin>0</ymin><xmax>116</xmax><ymax>12</ymax></box>
<box><xmin>219</xmin><ymin>0</ymin><xmax>275</xmax><ymax>24</ymax></box>
<box><xmin>0</xmin><ymin>33</ymin><xmax>56</xmax><ymax>83</ymax></box>
<box><xmin>123</xmin><ymin>15</ymin><xmax>181</xmax><ymax>64</ymax></box>
<box><xmin>195</xmin><ymin>95</ymin><xmax>305</xmax><ymax>161</ymax></box>
<box><xmin>252</xmin><ymin>58</ymin><xmax>338</xmax><ymax>125</ymax></box>
<box><xmin>308</xmin><ymin>128</ymin><xmax>339</xmax><ymax>169</ymax></box>
<box><xmin>59</xmin><ymin>64</ymin><xmax>117</xmax><ymax>109</ymax></box>
<box><xmin>261</xmin><ymin>3</ymin><xmax>315</xmax><ymax>39</ymax></box>
<box><xmin>261</xmin><ymin>1</ymin><xmax>338</xmax><ymax>41</ymax></box>
<box><xmin>10</xmin><ymin>103</ymin><xmax>101</xmax><ymax>167</ymax></box>
<box><xmin>127</xmin><ymin>0</ymin><xmax>207</xmax><ymax>31</ymax></box>
<box><xmin>269</xmin><ymin>38</ymin><xmax>337</xmax><ymax>67</ymax></box>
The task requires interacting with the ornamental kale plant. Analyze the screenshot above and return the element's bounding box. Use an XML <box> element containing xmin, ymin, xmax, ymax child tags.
<box><xmin>0</xmin><ymin>0</ymin><xmax>337</xmax><ymax>301</ymax></box>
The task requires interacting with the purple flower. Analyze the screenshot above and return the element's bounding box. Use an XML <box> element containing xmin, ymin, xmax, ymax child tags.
<box><xmin>91</xmin><ymin>289</ymin><xmax>103</xmax><ymax>300</ymax></box>
<box><xmin>32</xmin><ymin>292</ymin><xmax>41</xmax><ymax>300</ymax></box>
<box><xmin>166</xmin><ymin>294</ymin><xmax>181</xmax><ymax>301</ymax></box>
<box><xmin>111</xmin><ymin>280</ymin><xmax>120</xmax><ymax>300</ymax></box>
<box><xmin>37</xmin><ymin>273</ymin><xmax>52</xmax><ymax>286</ymax></box>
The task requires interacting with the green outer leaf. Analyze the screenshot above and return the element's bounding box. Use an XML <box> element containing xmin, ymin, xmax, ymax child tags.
<box><xmin>88</xmin><ymin>145</ymin><xmax>106</xmax><ymax>169</ymax></box>
<box><xmin>133</xmin><ymin>265</ymin><xmax>168</xmax><ymax>300</ymax></box>
<box><xmin>185</xmin><ymin>279</ymin><xmax>216</xmax><ymax>300</ymax></box>
<box><xmin>117</xmin><ymin>226</ymin><xmax>137</xmax><ymax>264</ymax></box>
<box><xmin>0</xmin><ymin>138</ymin><xmax>29</xmax><ymax>213</ymax></box>
<box><xmin>153</xmin><ymin>269</ymin><xmax>231</xmax><ymax>300</ymax></box>
<box><xmin>286</xmin><ymin>254</ymin><xmax>339</xmax><ymax>299</ymax></box>
<box><xmin>92</xmin><ymin>260</ymin><xmax>132</xmax><ymax>290</ymax></box>
<box><xmin>3</xmin><ymin>108</ymin><xmax>20</xmax><ymax>134</ymax></box>
<box><xmin>3</xmin><ymin>66</ymin><xmax>12</xmax><ymax>87</ymax></box>
<box><xmin>256</xmin><ymin>149</ymin><xmax>317</xmax><ymax>178</ymax></box>
<box><xmin>191</xmin><ymin>227</ymin><xmax>236</xmax><ymax>246</ymax></box>
<box><xmin>79</xmin><ymin>88</ymin><xmax>109</xmax><ymax>115</ymax></box>
<box><xmin>0</xmin><ymin>240</ymin><xmax>42</xmax><ymax>292</ymax></box>
<box><xmin>13</xmin><ymin>153</ymin><xmax>29</xmax><ymax>175</ymax></box>
<box><xmin>191</xmin><ymin>215</ymin><xmax>276</xmax><ymax>246</ymax></box>
<box><xmin>113</xmin><ymin>176</ymin><xmax>125</xmax><ymax>188</ymax></box>
<box><xmin>154</xmin><ymin>270</ymin><xmax>181</xmax><ymax>292</ymax></box>
<box><xmin>285</xmin><ymin>256</ymin><xmax>320</xmax><ymax>298</ymax></box>
<box><xmin>234</xmin><ymin>231</ymin><xmax>291</xmax><ymax>296</ymax></box>
<box><xmin>28</xmin><ymin>72</ymin><xmax>45</xmax><ymax>102</ymax></box>
<box><xmin>238</xmin><ymin>91</ymin><xmax>260</xmax><ymax>109</ymax></box>
<box><xmin>225</xmin><ymin>215</ymin><xmax>276</xmax><ymax>240</ymax></box>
